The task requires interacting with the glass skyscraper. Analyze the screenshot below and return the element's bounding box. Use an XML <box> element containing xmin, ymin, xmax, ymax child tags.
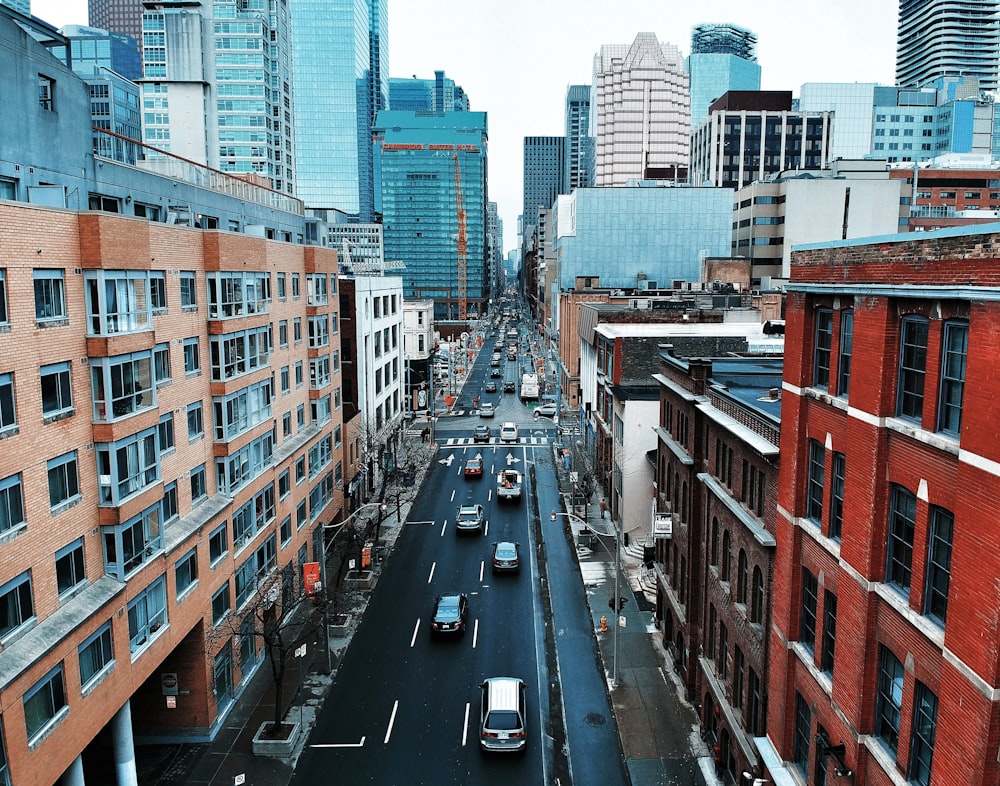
<box><xmin>687</xmin><ymin>23</ymin><xmax>760</xmax><ymax>131</ymax></box>
<box><xmin>291</xmin><ymin>0</ymin><xmax>388</xmax><ymax>219</ymax></box>
<box><xmin>523</xmin><ymin>136</ymin><xmax>564</xmax><ymax>226</ymax></box>
<box><xmin>389</xmin><ymin>71</ymin><xmax>469</xmax><ymax>112</ymax></box>
<box><xmin>374</xmin><ymin>110</ymin><xmax>489</xmax><ymax>321</ymax></box>
<box><xmin>897</xmin><ymin>0</ymin><xmax>1000</xmax><ymax>92</ymax></box>
<box><xmin>564</xmin><ymin>84</ymin><xmax>592</xmax><ymax>191</ymax></box>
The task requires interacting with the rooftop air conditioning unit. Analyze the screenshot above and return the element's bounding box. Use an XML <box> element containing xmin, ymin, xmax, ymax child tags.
<box><xmin>629</xmin><ymin>298</ymin><xmax>651</xmax><ymax>310</ymax></box>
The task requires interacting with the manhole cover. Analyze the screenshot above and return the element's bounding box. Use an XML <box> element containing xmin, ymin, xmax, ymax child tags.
<box><xmin>585</xmin><ymin>713</ymin><xmax>606</xmax><ymax>726</ymax></box>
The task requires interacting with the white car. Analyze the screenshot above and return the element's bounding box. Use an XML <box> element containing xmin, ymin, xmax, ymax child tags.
<box><xmin>479</xmin><ymin>402</ymin><xmax>495</xmax><ymax>418</ymax></box>
<box><xmin>499</xmin><ymin>422</ymin><xmax>519</xmax><ymax>443</ymax></box>
<box><xmin>534</xmin><ymin>402</ymin><xmax>558</xmax><ymax>418</ymax></box>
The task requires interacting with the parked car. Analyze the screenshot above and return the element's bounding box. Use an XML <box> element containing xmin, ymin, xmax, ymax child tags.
<box><xmin>431</xmin><ymin>593</ymin><xmax>469</xmax><ymax>636</ymax></box>
<box><xmin>479</xmin><ymin>402</ymin><xmax>495</xmax><ymax>418</ymax></box>
<box><xmin>491</xmin><ymin>541</ymin><xmax>521</xmax><ymax>573</ymax></box>
<box><xmin>499</xmin><ymin>422</ymin><xmax>518</xmax><ymax>442</ymax></box>
<box><xmin>455</xmin><ymin>504</ymin><xmax>484</xmax><ymax>535</ymax></box>
<box><xmin>464</xmin><ymin>457</ymin><xmax>483</xmax><ymax>478</ymax></box>
<box><xmin>479</xmin><ymin>677</ymin><xmax>527</xmax><ymax>752</ymax></box>
<box><xmin>485</xmin><ymin>381</ymin><xmax>498</xmax><ymax>393</ymax></box>
<box><xmin>473</xmin><ymin>425</ymin><xmax>491</xmax><ymax>443</ymax></box>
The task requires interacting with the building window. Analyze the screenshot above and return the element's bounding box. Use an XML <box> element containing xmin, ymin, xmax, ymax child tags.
<box><xmin>296</xmin><ymin>500</ymin><xmax>306</xmax><ymax>529</ymax></box>
<box><xmin>909</xmin><ymin>682</ymin><xmax>938</xmax><ymax>786</ymax></box>
<box><xmin>280</xmin><ymin>514</ymin><xmax>292</xmax><ymax>546</ymax></box>
<box><xmin>276</xmin><ymin>273</ymin><xmax>286</xmax><ymax>300</ymax></box>
<box><xmin>750</xmin><ymin>566</ymin><xmax>764</xmax><ymax>624</ymax></box>
<box><xmin>278</xmin><ymin>320</ymin><xmax>288</xmax><ymax>348</ymax></box>
<box><xmin>295</xmin><ymin>456</ymin><xmax>306</xmax><ymax>483</ymax></box>
<box><xmin>180</xmin><ymin>271</ymin><xmax>197</xmax><ymax>308</ymax></box>
<box><xmin>212</xmin><ymin>582</ymin><xmax>231</xmax><ymax>624</ymax></box>
<box><xmin>282</xmin><ymin>411</ymin><xmax>291</xmax><ymax>437</ymax></box>
<box><xmin>153</xmin><ymin>343</ymin><xmax>170</xmax><ymax>385</ymax></box>
<box><xmin>34</xmin><ymin>269</ymin><xmax>67</xmax><ymax>323</ymax></box>
<box><xmin>163</xmin><ymin>481</ymin><xmax>178</xmax><ymax>522</ymax></box>
<box><xmin>838</xmin><ymin>309</ymin><xmax>853</xmax><ymax>397</ymax></box>
<box><xmin>293</xmin><ymin>318</ymin><xmax>302</xmax><ymax>344</ymax></box>
<box><xmin>829</xmin><ymin>452</ymin><xmax>845</xmax><ymax>540</ymax></box>
<box><xmin>96</xmin><ymin>428</ymin><xmax>159</xmax><ymax>505</ymax></box>
<box><xmin>717</xmin><ymin>623</ymin><xmax>728</xmax><ymax>678</ymax></box>
<box><xmin>291</xmin><ymin>273</ymin><xmax>300</xmax><ymax>298</ymax></box>
<box><xmin>40</xmin><ymin>362</ymin><xmax>73</xmax><ymax>418</ymax></box>
<box><xmin>280</xmin><ymin>366</ymin><xmax>290</xmax><ymax>394</ymax></box>
<box><xmin>37</xmin><ymin>74</ymin><xmax>55</xmax><ymax>110</ymax></box>
<box><xmin>55</xmin><ymin>539</ymin><xmax>85</xmax><ymax>595</ymax></box>
<box><xmin>733</xmin><ymin>647</ymin><xmax>745</xmax><ymax>710</ymax></box>
<box><xmin>821</xmin><ymin>590</ymin><xmax>837</xmax><ymax>674</ymax></box>
<box><xmin>158</xmin><ymin>413</ymin><xmax>175</xmax><ymax>453</ymax></box>
<box><xmin>886</xmin><ymin>485</ymin><xmax>916</xmax><ymax>596</ymax></box>
<box><xmin>937</xmin><ymin>321</ymin><xmax>967</xmax><ymax>435</ymax></box>
<box><xmin>175</xmin><ymin>548</ymin><xmax>198</xmax><ymax>598</ymax></box>
<box><xmin>295</xmin><ymin>361</ymin><xmax>303</xmax><ymax>387</ymax></box>
<box><xmin>150</xmin><ymin>273</ymin><xmax>167</xmax><ymax>313</ymax></box>
<box><xmin>813</xmin><ymin>308</ymin><xmax>832</xmax><ymax>389</ymax></box>
<box><xmin>127</xmin><ymin>576</ymin><xmax>167</xmax><ymax>653</ymax></box>
<box><xmin>279</xmin><ymin>469</ymin><xmax>290</xmax><ymax>499</ymax></box>
<box><xmin>47</xmin><ymin>451</ymin><xmax>80</xmax><ymax>509</ymax></box>
<box><xmin>183</xmin><ymin>338</ymin><xmax>200</xmax><ymax>375</ymax></box>
<box><xmin>187</xmin><ymin>401</ymin><xmax>204</xmax><ymax>440</ymax></box>
<box><xmin>736</xmin><ymin>550</ymin><xmax>748</xmax><ymax>604</ymax></box>
<box><xmin>101</xmin><ymin>503</ymin><xmax>163</xmax><ymax>579</ymax></box>
<box><xmin>720</xmin><ymin>530</ymin><xmax>731</xmax><ymax>581</ymax></box>
<box><xmin>209</xmin><ymin>523</ymin><xmax>228</xmax><ymax>565</ymax></box>
<box><xmin>875</xmin><ymin>645</ymin><xmax>904</xmax><ymax>753</ymax></box>
<box><xmin>747</xmin><ymin>668</ymin><xmax>763</xmax><ymax>735</ymax></box>
<box><xmin>78</xmin><ymin>623</ymin><xmax>113</xmax><ymax>688</ymax></box>
<box><xmin>0</xmin><ymin>473</ymin><xmax>26</xmax><ymax>534</ymax></box>
<box><xmin>924</xmin><ymin>507</ymin><xmax>953</xmax><ymax>624</ymax></box>
<box><xmin>806</xmin><ymin>439</ymin><xmax>824</xmax><ymax>523</ymax></box>
<box><xmin>190</xmin><ymin>464</ymin><xmax>207</xmax><ymax>502</ymax></box>
<box><xmin>23</xmin><ymin>665</ymin><xmax>66</xmax><ymax>743</ymax></box>
<box><xmin>897</xmin><ymin>316</ymin><xmax>928</xmax><ymax>421</ymax></box>
<box><xmin>800</xmin><ymin>568</ymin><xmax>818</xmax><ymax>652</ymax></box>
<box><xmin>793</xmin><ymin>692</ymin><xmax>811</xmax><ymax>773</ymax></box>
<box><xmin>0</xmin><ymin>373</ymin><xmax>14</xmax><ymax>434</ymax></box>
<box><xmin>234</xmin><ymin>533</ymin><xmax>277</xmax><ymax>606</ymax></box>
<box><xmin>0</xmin><ymin>572</ymin><xmax>34</xmax><ymax>640</ymax></box>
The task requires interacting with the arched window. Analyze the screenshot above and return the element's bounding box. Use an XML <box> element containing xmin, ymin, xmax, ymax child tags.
<box><xmin>681</xmin><ymin>481</ymin><xmax>689</xmax><ymax>522</ymax></box>
<box><xmin>721</xmin><ymin>530</ymin><xmax>731</xmax><ymax>581</ymax></box>
<box><xmin>751</xmin><ymin>566</ymin><xmax>765</xmax><ymax>623</ymax></box>
<box><xmin>710</xmin><ymin>517</ymin><xmax>719</xmax><ymax>566</ymax></box>
<box><xmin>737</xmin><ymin>550</ymin><xmax>749</xmax><ymax>604</ymax></box>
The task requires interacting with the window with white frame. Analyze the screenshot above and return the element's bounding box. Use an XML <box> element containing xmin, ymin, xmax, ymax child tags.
<box><xmin>33</xmin><ymin>269</ymin><xmax>67</xmax><ymax>323</ymax></box>
<box><xmin>307</xmin><ymin>274</ymin><xmax>328</xmax><ymax>305</ymax></box>
<box><xmin>309</xmin><ymin>356</ymin><xmax>331</xmax><ymax>390</ymax></box>
<box><xmin>216</xmin><ymin>431</ymin><xmax>274</xmax><ymax>496</ymax></box>
<box><xmin>91</xmin><ymin>351</ymin><xmax>154</xmax><ymax>421</ymax></box>
<box><xmin>206</xmin><ymin>271</ymin><xmax>270</xmax><ymax>318</ymax></box>
<box><xmin>149</xmin><ymin>272</ymin><xmax>167</xmax><ymax>313</ymax></box>
<box><xmin>209</xmin><ymin>523</ymin><xmax>228</xmax><ymax>565</ymax></box>
<box><xmin>158</xmin><ymin>413</ymin><xmax>174</xmax><ymax>453</ymax></box>
<box><xmin>39</xmin><ymin>361</ymin><xmax>73</xmax><ymax>419</ymax></box>
<box><xmin>308</xmin><ymin>315</ymin><xmax>329</xmax><ymax>348</ymax></box>
<box><xmin>210</xmin><ymin>327</ymin><xmax>271</xmax><ymax>381</ymax></box>
<box><xmin>180</xmin><ymin>271</ymin><xmax>197</xmax><ymax>308</ymax></box>
<box><xmin>96</xmin><ymin>427</ymin><xmax>159</xmax><ymax>505</ymax></box>
<box><xmin>212</xmin><ymin>378</ymin><xmax>273</xmax><ymax>441</ymax></box>
<box><xmin>84</xmin><ymin>270</ymin><xmax>154</xmax><ymax>335</ymax></box>
<box><xmin>212</xmin><ymin>582</ymin><xmax>231</xmax><ymax>623</ymax></box>
<box><xmin>102</xmin><ymin>502</ymin><xmax>163</xmax><ymax>579</ymax></box>
<box><xmin>127</xmin><ymin>576</ymin><xmax>167</xmax><ymax>653</ymax></box>
<box><xmin>153</xmin><ymin>343</ymin><xmax>170</xmax><ymax>385</ymax></box>
<box><xmin>190</xmin><ymin>464</ymin><xmax>207</xmax><ymax>501</ymax></box>
<box><xmin>231</xmin><ymin>483</ymin><xmax>276</xmax><ymax>551</ymax></box>
<box><xmin>187</xmin><ymin>401</ymin><xmax>204</xmax><ymax>440</ymax></box>
<box><xmin>0</xmin><ymin>373</ymin><xmax>14</xmax><ymax>433</ymax></box>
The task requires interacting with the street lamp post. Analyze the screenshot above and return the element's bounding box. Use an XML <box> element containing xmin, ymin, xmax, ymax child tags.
<box><xmin>319</xmin><ymin>502</ymin><xmax>386</xmax><ymax>673</ymax></box>
<box><xmin>551</xmin><ymin>509</ymin><xmax>623</xmax><ymax>687</ymax></box>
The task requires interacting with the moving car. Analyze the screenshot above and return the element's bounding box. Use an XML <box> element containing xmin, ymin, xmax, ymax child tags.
<box><xmin>473</xmin><ymin>425</ymin><xmax>491</xmax><ymax>443</ymax></box>
<box><xmin>479</xmin><ymin>402</ymin><xmax>495</xmax><ymax>418</ymax></box>
<box><xmin>455</xmin><ymin>504</ymin><xmax>484</xmax><ymax>535</ymax></box>
<box><xmin>485</xmin><ymin>381</ymin><xmax>498</xmax><ymax>393</ymax></box>
<box><xmin>490</xmin><ymin>368</ymin><xmax>502</xmax><ymax>378</ymax></box>
<box><xmin>491</xmin><ymin>541</ymin><xmax>521</xmax><ymax>572</ymax></box>
<box><xmin>464</xmin><ymin>457</ymin><xmax>483</xmax><ymax>478</ymax></box>
<box><xmin>479</xmin><ymin>677</ymin><xmax>527</xmax><ymax>752</ymax></box>
<box><xmin>431</xmin><ymin>593</ymin><xmax>469</xmax><ymax>636</ymax></box>
<box><xmin>503</xmin><ymin>380</ymin><xmax>516</xmax><ymax>393</ymax></box>
<box><xmin>499</xmin><ymin>422</ymin><xmax>518</xmax><ymax>443</ymax></box>
<box><xmin>534</xmin><ymin>402</ymin><xmax>558</xmax><ymax>418</ymax></box>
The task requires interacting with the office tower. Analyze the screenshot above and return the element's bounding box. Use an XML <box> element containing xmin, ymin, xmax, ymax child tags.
<box><xmin>523</xmin><ymin>136</ymin><xmax>565</xmax><ymax>227</ymax></box>
<box><xmin>896</xmin><ymin>0</ymin><xmax>1000</xmax><ymax>91</ymax></box>
<box><xmin>799</xmin><ymin>82</ymin><xmax>878</xmax><ymax>161</ymax></box>
<box><xmin>374</xmin><ymin>110</ymin><xmax>489</xmax><ymax>321</ymax></box>
<box><xmin>389</xmin><ymin>71</ymin><xmax>469</xmax><ymax>112</ymax></box>
<box><xmin>54</xmin><ymin>23</ymin><xmax>142</xmax><ymax>81</ymax></box>
<box><xmin>89</xmin><ymin>0</ymin><xmax>141</xmax><ymax>46</ymax></box>
<box><xmin>689</xmin><ymin>91</ymin><xmax>833</xmax><ymax>189</ymax></box>
<box><xmin>0</xmin><ymin>0</ymin><xmax>29</xmax><ymax>16</ymax></box>
<box><xmin>592</xmin><ymin>32</ymin><xmax>690</xmax><ymax>186</ymax></box>
<box><xmin>564</xmin><ymin>84</ymin><xmax>592</xmax><ymax>191</ymax></box>
<box><xmin>140</xmin><ymin>0</ymin><xmax>295</xmax><ymax>194</ymax></box>
<box><xmin>291</xmin><ymin>0</ymin><xmax>388</xmax><ymax>220</ymax></box>
<box><xmin>687</xmin><ymin>22</ymin><xmax>761</xmax><ymax>130</ymax></box>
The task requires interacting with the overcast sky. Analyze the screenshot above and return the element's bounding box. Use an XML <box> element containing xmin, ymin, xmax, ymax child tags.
<box><xmin>33</xmin><ymin>0</ymin><xmax>899</xmax><ymax>255</ymax></box>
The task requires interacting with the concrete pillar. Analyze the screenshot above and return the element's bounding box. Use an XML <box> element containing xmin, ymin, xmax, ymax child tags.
<box><xmin>59</xmin><ymin>754</ymin><xmax>85</xmax><ymax>786</ymax></box>
<box><xmin>111</xmin><ymin>700</ymin><xmax>138</xmax><ymax>786</ymax></box>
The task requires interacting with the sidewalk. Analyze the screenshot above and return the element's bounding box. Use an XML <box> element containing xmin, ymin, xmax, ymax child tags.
<box><xmin>552</xmin><ymin>440</ymin><xmax>718</xmax><ymax>786</ymax></box>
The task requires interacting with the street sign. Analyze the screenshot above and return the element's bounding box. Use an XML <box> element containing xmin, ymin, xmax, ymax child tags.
<box><xmin>166</xmin><ymin>695</ymin><xmax>176</xmax><ymax>709</ymax></box>
<box><xmin>619</xmin><ymin>615</ymin><xmax>627</xmax><ymax>628</ymax></box>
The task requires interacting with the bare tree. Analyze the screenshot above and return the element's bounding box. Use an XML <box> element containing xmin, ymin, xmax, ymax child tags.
<box><xmin>208</xmin><ymin>566</ymin><xmax>324</xmax><ymax>736</ymax></box>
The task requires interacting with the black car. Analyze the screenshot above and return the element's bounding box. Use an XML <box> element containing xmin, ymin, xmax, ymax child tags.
<box><xmin>431</xmin><ymin>592</ymin><xmax>469</xmax><ymax>635</ymax></box>
<box><xmin>485</xmin><ymin>381</ymin><xmax>498</xmax><ymax>393</ymax></box>
<box><xmin>503</xmin><ymin>380</ymin><xmax>516</xmax><ymax>393</ymax></box>
<box><xmin>490</xmin><ymin>368</ymin><xmax>502</xmax><ymax>378</ymax></box>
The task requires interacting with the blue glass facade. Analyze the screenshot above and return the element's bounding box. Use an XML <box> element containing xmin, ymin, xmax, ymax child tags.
<box><xmin>688</xmin><ymin>54</ymin><xmax>761</xmax><ymax>130</ymax></box>
<box><xmin>564</xmin><ymin>85</ymin><xmax>592</xmax><ymax>191</ymax></box>
<box><xmin>553</xmin><ymin>187</ymin><xmax>732</xmax><ymax>290</ymax></box>
<box><xmin>291</xmin><ymin>0</ymin><xmax>387</xmax><ymax>218</ymax></box>
<box><xmin>374</xmin><ymin>111</ymin><xmax>489</xmax><ymax>320</ymax></box>
<box><xmin>389</xmin><ymin>71</ymin><xmax>469</xmax><ymax>112</ymax></box>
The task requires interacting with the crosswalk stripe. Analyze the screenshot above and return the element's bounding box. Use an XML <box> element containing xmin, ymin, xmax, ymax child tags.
<box><xmin>440</xmin><ymin>437</ymin><xmax>549</xmax><ymax>447</ymax></box>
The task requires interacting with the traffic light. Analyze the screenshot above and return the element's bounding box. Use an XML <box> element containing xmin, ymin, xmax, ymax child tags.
<box><xmin>608</xmin><ymin>596</ymin><xmax>629</xmax><ymax>612</ymax></box>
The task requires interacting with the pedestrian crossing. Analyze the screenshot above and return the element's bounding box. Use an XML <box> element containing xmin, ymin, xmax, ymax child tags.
<box><xmin>441</xmin><ymin>436</ymin><xmax>549</xmax><ymax>447</ymax></box>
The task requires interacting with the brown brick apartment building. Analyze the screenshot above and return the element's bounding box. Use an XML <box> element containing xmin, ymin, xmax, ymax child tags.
<box><xmin>0</xmin><ymin>202</ymin><xmax>343</xmax><ymax>785</ymax></box>
<box><xmin>764</xmin><ymin>225</ymin><xmax>1000</xmax><ymax>785</ymax></box>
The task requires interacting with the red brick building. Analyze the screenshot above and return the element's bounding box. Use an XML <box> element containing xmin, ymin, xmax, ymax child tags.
<box><xmin>0</xmin><ymin>202</ymin><xmax>343</xmax><ymax>785</ymax></box>
<box><xmin>654</xmin><ymin>352</ymin><xmax>782</xmax><ymax>783</ymax></box>
<box><xmin>764</xmin><ymin>226</ymin><xmax>1000</xmax><ymax>785</ymax></box>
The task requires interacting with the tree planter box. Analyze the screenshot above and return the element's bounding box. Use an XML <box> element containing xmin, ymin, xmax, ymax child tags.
<box><xmin>345</xmin><ymin>569</ymin><xmax>373</xmax><ymax>589</ymax></box>
<box><xmin>252</xmin><ymin>721</ymin><xmax>300</xmax><ymax>757</ymax></box>
<box><xmin>329</xmin><ymin>613</ymin><xmax>352</xmax><ymax>637</ymax></box>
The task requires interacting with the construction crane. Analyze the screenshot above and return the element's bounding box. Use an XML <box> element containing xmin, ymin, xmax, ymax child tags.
<box><xmin>453</xmin><ymin>151</ymin><xmax>468</xmax><ymax>320</ymax></box>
